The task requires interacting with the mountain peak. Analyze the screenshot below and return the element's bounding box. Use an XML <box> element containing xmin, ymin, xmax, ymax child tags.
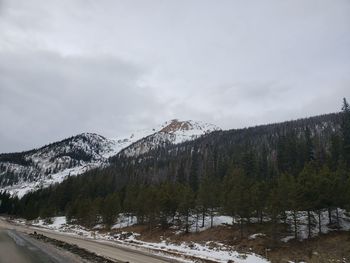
<box><xmin>160</xmin><ymin>119</ymin><xmax>220</xmax><ymax>134</ymax></box>
<box><xmin>160</xmin><ymin>119</ymin><xmax>192</xmax><ymax>133</ymax></box>
<box><xmin>118</xmin><ymin>119</ymin><xmax>220</xmax><ymax>157</ymax></box>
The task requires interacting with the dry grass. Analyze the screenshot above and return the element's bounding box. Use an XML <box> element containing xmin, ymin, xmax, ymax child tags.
<box><xmin>265</xmin><ymin>232</ymin><xmax>350</xmax><ymax>263</ymax></box>
<box><xmin>114</xmin><ymin>222</ymin><xmax>350</xmax><ymax>262</ymax></box>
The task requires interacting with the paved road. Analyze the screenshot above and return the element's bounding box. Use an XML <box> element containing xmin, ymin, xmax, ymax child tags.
<box><xmin>0</xmin><ymin>218</ymin><xmax>174</xmax><ymax>263</ymax></box>
<box><xmin>0</xmin><ymin>229</ymin><xmax>83</xmax><ymax>263</ymax></box>
<box><xmin>0</xmin><ymin>229</ymin><xmax>50</xmax><ymax>263</ymax></box>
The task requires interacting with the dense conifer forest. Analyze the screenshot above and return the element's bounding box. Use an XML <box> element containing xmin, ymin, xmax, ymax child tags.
<box><xmin>1</xmin><ymin>98</ymin><xmax>350</xmax><ymax>240</ymax></box>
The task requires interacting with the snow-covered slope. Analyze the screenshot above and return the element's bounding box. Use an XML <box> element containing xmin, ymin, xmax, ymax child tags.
<box><xmin>0</xmin><ymin>133</ymin><xmax>117</xmax><ymax>197</ymax></box>
<box><xmin>119</xmin><ymin>119</ymin><xmax>220</xmax><ymax>157</ymax></box>
<box><xmin>0</xmin><ymin>120</ymin><xmax>219</xmax><ymax>197</ymax></box>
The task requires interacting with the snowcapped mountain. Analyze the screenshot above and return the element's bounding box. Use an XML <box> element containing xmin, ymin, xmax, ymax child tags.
<box><xmin>0</xmin><ymin>120</ymin><xmax>219</xmax><ymax>197</ymax></box>
<box><xmin>119</xmin><ymin>119</ymin><xmax>220</xmax><ymax>157</ymax></box>
<box><xmin>0</xmin><ymin>133</ymin><xmax>116</xmax><ymax>197</ymax></box>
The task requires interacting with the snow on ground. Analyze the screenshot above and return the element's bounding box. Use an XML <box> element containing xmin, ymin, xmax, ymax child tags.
<box><xmin>282</xmin><ymin>209</ymin><xmax>350</xmax><ymax>242</ymax></box>
<box><xmin>248</xmin><ymin>233</ymin><xmax>266</xmax><ymax>240</ymax></box>
<box><xmin>125</xmin><ymin>239</ymin><xmax>269</xmax><ymax>263</ymax></box>
<box><xmin>13</xmin><ymin>209</ymin><xmax>350</xmax><ymax>262</ymax></box>
<box><xmin>112</xmin><ymin>215</ymin><xmax>137</xmax><ymax>229</ymax></box>
<box><xmin>188</xmin><ymin>214</ymin><xmax>233</xmax><ymax>233</ymax></box>
<box><xmin>21</xmin><ymin>214</ymin><xmax>269</xmax><ymax>263</ymax></box>
<box><xmin>175</xmin><ymin>209</ymin><xmax>350</xmax><ymax>242</ymax></box>
<box><xmin>33</xmin><ymin>216</ymin><xmax>67</xmax><ymax>229</ymax></box>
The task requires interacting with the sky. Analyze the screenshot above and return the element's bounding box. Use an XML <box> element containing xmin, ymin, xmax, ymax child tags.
<box><xmin>0</xmin><ymin>0</ymin><xmax>350</xmax><ymax>152</ymax></box>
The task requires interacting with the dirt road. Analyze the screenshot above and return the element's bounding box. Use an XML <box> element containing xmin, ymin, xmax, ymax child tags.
<box><xmin>0</xmin><ymin>218</ymin><xmax>174</xmax><ymax>263</ymax></box>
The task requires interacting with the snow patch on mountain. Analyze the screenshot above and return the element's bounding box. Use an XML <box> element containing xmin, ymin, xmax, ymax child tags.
<box><xmin>0</xmin><ymin>133</ymin><xmax>117</xmax><ymax>197</ymax></box>
<box><xmin>119</xmin><ymin>119</ymin><xmax>220</xmax><ymax>157</ymax></box>
<box><xmin>0</xmin><ymin>120</ymin><xmax>219</xmax><ymax>197</ymax></box>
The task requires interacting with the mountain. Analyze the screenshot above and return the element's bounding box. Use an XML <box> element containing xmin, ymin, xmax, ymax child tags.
<box><xmin>108</xmin><ymin>112</ymin><xmax>342</xmax><ymax>187</ymax></box>
<box><xmin>0</xmin><ymin>133</ymin><xmax>114</xmax><ymax>197</ymax></box>
<box><xmin>5</xmin><ymin>111</ymin><xmax>344</xmax><ymax>218</ymax></box>
<box><xmin>0</xmin><ymin>119</ymin><xmax>219</xmax><ymax>197</ymax></box>
<box><xmin>119</xmin><ymin>119</ymin><xmax>220</xmax><ymax>157</ymax></box>
<box><xmin>1</xmin><ymin>113</ymin><xmax>342</xmax><ymax>198</ymax></box>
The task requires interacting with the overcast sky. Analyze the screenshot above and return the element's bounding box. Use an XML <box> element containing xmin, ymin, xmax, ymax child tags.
<box><xmin>1</xmin><ymin>0</ymin><xmax>350</xmax><ymax>152</ymax></box>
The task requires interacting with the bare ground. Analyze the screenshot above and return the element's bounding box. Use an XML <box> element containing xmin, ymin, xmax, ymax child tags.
<box><xmin>114</xmin><ymin>223</ymin><xmax>350</xmax><ymax>263</ymax></box>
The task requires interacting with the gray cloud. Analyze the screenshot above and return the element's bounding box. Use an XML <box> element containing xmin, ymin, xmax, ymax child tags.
<box><xmin>0</xmin><ymin>0</ymin><xmax>349</xmax><ymax>152</ymax></box>
<box><xmin>0</xmin><ymin>51</ymin><xmax>164</xmax><ymax>151</ymax></box>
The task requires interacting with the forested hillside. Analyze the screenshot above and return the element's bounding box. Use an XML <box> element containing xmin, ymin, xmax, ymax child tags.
<box><xmin>0</xmin><ymin>119</ymin><xmax>218</xmax><ymax>197</ymax></box>
<box><xmin>1</xmin><ymin>99</ymin><xmax>350</xmax><ymax>241</ymax></box>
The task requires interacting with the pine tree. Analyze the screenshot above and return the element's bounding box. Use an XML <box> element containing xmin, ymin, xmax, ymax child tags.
<box><xmin>251</xmin><ymin>181</ymin><xmax>268</xmax><ymax>224</ymax></box>
<box><xmin>75</xmin><ymin>198</ymin><xmax>95</xmax><ymax>227</ymax></box>
<box><xmin>341</xmin><ymin>98</ymin><xmax>350</xmax><ymax>167</ymax></box>
<box><xmin>329</xmin><ymin>135</ymin><xmax>342</xmax><ymax>170</ymax></box>
<box><xmin>189</xmin><ymin>153</ymin><xmax>199</xmax><ymax>191</ymax></box>
<box><xmin>223</xmin><ymin>168</ymin><xmax>253</xmax><ymax>238</ymax></box>
<box><xmin>277</xmin><ymin>173</ymin><xmax>301</xmax><ymax>239</ymax></box>
<box><xmin>298</xmin><ymin>163</ymin><xmax>319</xmax><ymax>238</ymax></box>
<box><xmin>158</xmin><ymin>182</ymin><xmax>178</xmax><ymax>229</ymax></box>
<box><xmin>177</xmin><ymin>184</ymin><xmax>195</xmax><ymax>233</ymax></box>
<box><xmin>101</xmin><ymin>193</ymin><xmax>121</xmax><ymax>229</ymax></box>
<box><xmin>123</xmin><ymin>184</ymin><xmax>139</xmax><ymax>226</ymax></box>
<box><xmin>143</xmin><ymin>186</ymin><xmax>160</xmax><ymax>231</ymax></box>
<box><xmin>304</xmin><ymin>127</ymin><xmax>314</xmax><ymax>163</ymax></box>
<box><xmin>197</xmin><ymin>176</ymin><xmax>221</xmax><ymax>228</ymax></box>
<box><xmin>267</xmin><ymin>184</ymin><xmax>283</xmax><ymax>242</ymax></box>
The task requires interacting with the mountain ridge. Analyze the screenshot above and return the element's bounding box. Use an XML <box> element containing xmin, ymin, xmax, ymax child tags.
<box><xmin>0</xmin><ymin>119</ymin><xmax>219</xmax><ymax>197</ymax></box>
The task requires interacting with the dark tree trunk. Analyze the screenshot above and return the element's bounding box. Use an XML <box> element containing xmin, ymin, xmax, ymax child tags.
<box><xmin>283</xmin><ymin>211</ymin><xmax>287</xmax><ymax>224</ymax></box>
<box><xmin>293</xmin><ymin>211</ymin><xmax>298</xmax><ymax>240</ymax></box>
<box><xmin>185</xmin><ymin>211</ymin><xmax>190</xmax><ymax>234</ymax></box>
<box><xmin>149</xmin><ymin>215</ymin><xmax>153</xmax><ymax>231</ymax></box>
<box><xmin>240</xmin><ymin>217</ymin><xmax>244</xmax><ymax>239</ymax></box>
<box><xmin>328</xmin><ymin>208</ymin><xmax>332</xmax><ymax>224</ymax></box>
<box><xmin>202</xmin><ymin>210</ymin><xmax>205</xmax><ymax>228</ymax></box>
<box><xmin>210</xmin><ymin>209</ymin><xmax>214</xmax><ymax>228</ymax></box>
<box><xmin>307</xmin><ymin>210</ymin><xmax>312</xmax><ymax>239</ymax></box>
<box><xmin>335</xmin><ymin>208</ymin><xmax>340</xmax><ymax>228</ymax></box>
<box><xmin>318</xmin><ymin>210</ymin><xmax>322</xmax><ymax>234</ymax></box>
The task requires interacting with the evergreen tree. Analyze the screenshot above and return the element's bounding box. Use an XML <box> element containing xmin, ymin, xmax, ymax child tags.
<box><xmin>75</xmin><ymin>198</ymin><xmax>96</xmax><ymax>227</ymax></box>
<box><xmin>329</xmin><ymin>135</ymin><xmax>342</xmax><ymax>170</ymax></box>
<box><xmin>223</xmin><ymin>168</ymin><xmax>253</xmax><ymax>238</ymax></box>
<box><xmin>197</xmin><ymin>176</ymin><xmax>221</xmax><ymax>228</ymax></box>
<box><xmin>101</xmin><ymin>193</ymin><xmax>120</xmax><ymax>229</ymax></box>
<box><xmin>177</xmin><ymin>184</ymin><xmax>195</xmax><ymax>233</ymax></box>
<box><xmin>158</xmin><ymin>182</ymin><xmax>178</xmax><ymax>228</ymax></box>
<box><xmin>341</xmin><ymin>98</ymin><xmax>350</xmax><ymax>167</ymax></box>
<box><xmin>123</xmin><ymin>184</ymin><xmax>139</xmax><ymax>225</ymax></box>
<box><xmin>277</xmin><ymin>173</ymin><xmax>301</xmax><ymax>239</ymax></box>
<box><xmin>251</xmin><ymin>181</ymin><xmax>268</xmax><ymax>223</ymax></box>
<box><xmin>298</xmin><ymin>163</ymin><xmax>321</xmax><ymax>238</ymax></box>
<box><xmin>143</xmin><ymin>186</ymin><xmax>160</xmax><ymax>230</ymax></box>
<box><xmin>304</xmin><ymin>127</ymin><xmax>314</xmax><ymax>163</ymax></box>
